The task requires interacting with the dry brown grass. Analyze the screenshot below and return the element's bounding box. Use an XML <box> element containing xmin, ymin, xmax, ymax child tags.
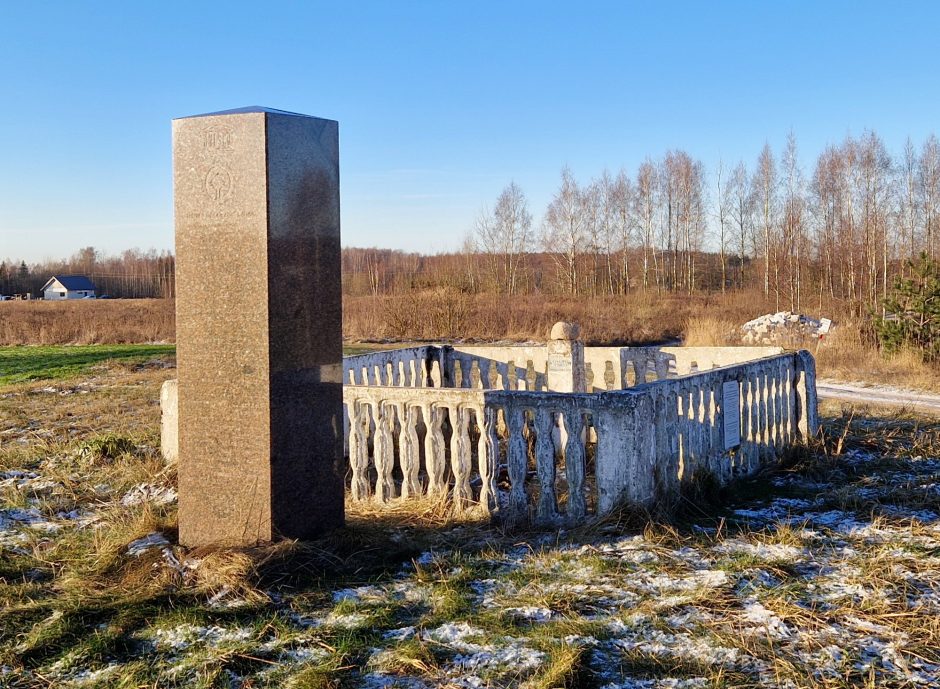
<box><xmin>682</xmin><ymin>315</ymin><xmax>741</xmax><ymax>346</ymax></box>
<box><xmin>343</xmin><ymin>289</ymin><xmax>779</xmax><ymax>345</ymax></box>
<box><xmin>0</xmin><ymin>299</ymin><xmax>175</xmax><ymax>345</ymax></box>
<box><xmin>814</xmin><ymin>318</ymin><xmax>940</xmax><ymax>391</ymax></box>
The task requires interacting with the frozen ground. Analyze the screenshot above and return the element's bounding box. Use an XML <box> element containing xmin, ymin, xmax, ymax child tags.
<box><xmin>1</xmin><ymin>362</ymin><xmax>939</xmax><ymax>688</ymax></box>
<box><xmin>817</xmin><ymin>379</ymin><xmax>940</xmax><ymax>415</ymax></box>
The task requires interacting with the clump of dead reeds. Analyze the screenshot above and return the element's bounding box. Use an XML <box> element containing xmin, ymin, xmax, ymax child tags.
<box><xmin>682</xmin><ymin>315</ymin><xmax>741</xmax><ymax>346</ymax></box>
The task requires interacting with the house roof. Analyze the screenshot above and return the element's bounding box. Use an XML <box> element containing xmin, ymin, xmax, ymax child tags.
<box><xmin>42</xmin><ymin>275</ymin><xmax>96</xmax><ymax>292</ymax></box>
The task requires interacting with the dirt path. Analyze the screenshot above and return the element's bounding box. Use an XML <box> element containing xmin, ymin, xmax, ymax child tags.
<box><xmin>818</xmin><ymin>378</ymin><xmax>940</xmax><ymax>415</ymax></box>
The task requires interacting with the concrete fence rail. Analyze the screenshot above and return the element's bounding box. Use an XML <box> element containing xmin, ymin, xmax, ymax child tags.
<box><xmin>341</xmin><ymin>344</ymin><xmax>785</xmax><ymax>392</ymax></box>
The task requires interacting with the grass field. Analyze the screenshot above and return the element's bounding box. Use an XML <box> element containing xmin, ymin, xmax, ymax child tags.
<box><xmin>1</xmin><ymin>353</ymin><xmax>939</xmax><ymax>687</ymax></box>
<box><xmin>0</xmin><ymin>344</ymin><xmax>177</xmax><ymax>387</ymax></box>
<box><xmin>0</xmin><ymin>344</ymin><xmax>393</xmax><ymax>389</ymax></box>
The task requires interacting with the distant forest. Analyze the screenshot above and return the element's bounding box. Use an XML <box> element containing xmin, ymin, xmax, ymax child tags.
<box><xmin>1</xmin><ymin>248</ymin><xmax>175</xmax><ymax>299</ymax></box>
<box><xmin>4</xmin><ymin>131</ymin><xmax>939</xmax><ymax>312</ymax></box>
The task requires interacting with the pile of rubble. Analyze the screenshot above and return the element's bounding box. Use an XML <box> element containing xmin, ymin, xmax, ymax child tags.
<box><xmin>741</xmin><ymin>312</ymin><xmax>833</xmax><ymax>346</ymax></box>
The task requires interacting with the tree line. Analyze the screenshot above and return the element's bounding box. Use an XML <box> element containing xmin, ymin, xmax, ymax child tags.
<box><xmin>414</xmin><ymin>130</ymin><xmax>938</xmax><ymax>315</ymax></box>
<box><xmin>6</xmin><ymin>129</ymin><xmax>938</xmax><ymax>314</ymax></box>
<box><xmin>0</xmin><ymin>247</ymin><xmax>175</xmax><ymax>299</ymax></box>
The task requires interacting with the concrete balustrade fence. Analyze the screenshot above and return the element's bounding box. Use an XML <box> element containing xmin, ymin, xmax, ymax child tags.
<box><xmin>339</xmin><ymin>345</ymin><xmax>818</xmax><ymax>526</ymax></box>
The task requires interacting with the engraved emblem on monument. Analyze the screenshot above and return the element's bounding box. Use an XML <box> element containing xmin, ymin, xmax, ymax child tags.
<box><xmin>203</xmin><ymin>126</ymin><xmax>234</xmax><ymax>151</ymax></box>
<box><xmin>205</xmin><ymin>166</ymin><xmax>233</xmax><ymax>202</ymax></box>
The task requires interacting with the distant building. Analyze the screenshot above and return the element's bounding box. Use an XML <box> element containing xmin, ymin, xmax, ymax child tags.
<box><xmin>41</xmin><ymin>275</ymin><xmax>97</xmax><ymax>300</ymax></box>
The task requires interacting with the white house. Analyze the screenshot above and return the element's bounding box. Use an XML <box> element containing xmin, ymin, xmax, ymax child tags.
<box><xmin>41</xmin><ymin>275</ymin><xmax>97</xmax><ymax>300</ymax></box>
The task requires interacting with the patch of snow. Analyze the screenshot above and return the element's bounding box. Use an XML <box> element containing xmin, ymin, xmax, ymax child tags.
<box><xmin>383</xmin><ymin>626</ymin><xmax>416</xmax><ymax>641</ymax></box>
<box><xmin>609</xmin><ymin>630</ymin><xmax>747</xmax><ymax>669</ymax></box>
<box><xmin>150</xmin><ymin>623</ymin><xmax>253</xmax><ymax>651</ymax></box>
<box><xmin>0</xmin><ymin>470</ymin><xmax>58</xmax><ymax>496</ymax></box>
<box><xmin>332</xmin><ymin>585</ymin><xmax>385</xmax><ymax>603</ymax></box>
<box><xmin>326</xmin><ymin>612</ymin><xmax>371</xmax><ymax>629</ymax></box>
<box><xmin>422</xmin><ymin>621</ymin><xmax>546</xmax><ymax>681</ymax></box>
<box><xmin>121</xmin><ymin>483</ymin><xmax>177</xmax><ymax>507</ymax></box>
<box><xmin>414</xmin><ymin>551</ymin><xmax>436</xmax><ymax>566</ymax></box>
<box><xmin>503</xmin><ymin>606</ymin><xmax>554</xmax><ymax>621</ymax></box>
<box><xmin>126</xmin><ymin>532</ymin><xmax>170</xmax><ymax>556</ymax></box>
<box><xmin>0</xmin><ymin>507</ymin><xmax>60</xmax><ymax>533</ymax></box>
<box><xmin>713</xmin><ymin>538</ymin><xmax>806</xmax><ymax>562</ymax></box>
<box><xmin>423</xmin><ymin>622</ymin><xmax>487</xmax><ymax>651</ymax></box>
<box><xmin>600</xmin><ymin>679</ymin><xmax>710</xmax><ymax>689</ymax></box>
<box><xmin>359</xmin><ymin>674</ymin><xmax>434</xmax><ymax>689</ymax></box>
<box><xmin>741</xmin><ymin>598</ymin><xmax>793</xmax><ymax>639</ymax></box>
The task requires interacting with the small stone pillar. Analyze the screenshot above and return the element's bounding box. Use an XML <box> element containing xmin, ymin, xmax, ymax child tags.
<box><xmin>546</xmin><ymin>321</ymin><xmax>586</xmax><ymax>393</ymax></box>
<box><xmin>160</xmin><ymin>379</ymin><xmax>178</xmax><ymax>463</ymax></box>
<box><xmin>173</xmin><ymin>106</ymin><xmax>344</xmax><ymax>547</ymax></box>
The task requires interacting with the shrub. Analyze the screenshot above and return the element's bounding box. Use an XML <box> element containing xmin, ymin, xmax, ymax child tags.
<box><xmin>874</xmin><ymin>252</ymin><xmax>940</xmax><ymax>362</ymax></box>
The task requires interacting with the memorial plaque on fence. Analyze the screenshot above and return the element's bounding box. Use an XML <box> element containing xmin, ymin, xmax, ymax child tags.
<box><xmin>722</xmin><ymin>381</ymin><xmax>741</xmax><ymax>450</ymax></box>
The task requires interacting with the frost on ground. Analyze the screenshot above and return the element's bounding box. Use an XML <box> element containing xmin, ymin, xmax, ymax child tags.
<box><xmin>2</xmin><ymin>364</ymin><xmax>940</xmax><ymax>688</ymax></box>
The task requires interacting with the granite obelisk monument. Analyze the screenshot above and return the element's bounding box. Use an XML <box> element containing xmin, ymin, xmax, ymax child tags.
<box><xmin>173</xmin><ymin>107</ymin><xmax>344</xmax><ymax>547</ymax></box>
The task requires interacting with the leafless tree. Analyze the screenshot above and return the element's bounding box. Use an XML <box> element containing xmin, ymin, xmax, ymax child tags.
<box><xmin>475</xmin><ymin>182</ymin><xmax>533</xmax><ymax>295</ymax></box>
<box><xmin>726</xmin><ymin>161</ymin><xmax>752</xmax><ymax>289</ymax></box>
<box><xmin>542</xmin><ymin>167</ymin><xmax>586</xmax><ymax>295</ymax></box>
<box><xmin>901</xmin><ymin>138</ymin><xmax>920</xmax><ymax>265</ymax></box>
<box><xmin>919</xmin><ymin>134</ymin><xmax>940</xmax><ymax>259</ymax></box>
<box><xmin>782</xmin><ymin>132</ymin><xmax>807</xmax><ymax>310</ymax></box>
<box><xmin>635</xmin><ymin>159</ymin><xmax>659</xmax><ymax>290</ymax></box>
<box><xmin>753</xmin><ymin>143</ymin><xmax>778</xmax><ymax>302</ymax></box>
<box><xmin>611</xmin><ymin>169</ymin><xmax>635</xmax><ymax>293</ymax></box>
<box><xmin>715</xmin><ymin>161</ymin><xmax>729</xmax><ymax>292</ymax></box>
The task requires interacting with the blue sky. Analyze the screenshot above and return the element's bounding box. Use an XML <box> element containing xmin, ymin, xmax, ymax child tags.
<box><xmin>1</xmin><ymin>1</ymin><xmax>939</xmax><ymax>262</ymax></box>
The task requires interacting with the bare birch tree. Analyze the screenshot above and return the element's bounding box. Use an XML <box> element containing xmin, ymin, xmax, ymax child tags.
<box><xmin>475</xmin><ymin>182</ymin><xmax>533</xmax><ymax>295</ymax></box>
<box><xmin>726</xmin><ymin>161</ymin><xmax>752</xmax><ymax>289</ymax></box>
<box><xmin>753</xmin><ymin>144</ymin><xmax>778</xmax><ymax>302</ymax></box>
<box><xmin>542</xmin><ymin>167</ymin><xmax>586</xmax><ymax>295</ymax></box>
<box><xmin>635</xmin><ymin>159</ymin><xmax>658</xmax><ymax>290</ymax></box>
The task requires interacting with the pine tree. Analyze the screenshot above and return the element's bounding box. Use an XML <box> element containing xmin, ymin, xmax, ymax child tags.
<box><xmin>874</xmin><ymin>252</ymin><xmax>940</xmax><ymax>361</ymax></box>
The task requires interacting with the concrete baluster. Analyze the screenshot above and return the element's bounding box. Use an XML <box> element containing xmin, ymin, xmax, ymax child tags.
<box><xmin>478</xmin><ymin>359</ymin><xmax>491</xmax><ymax>389</ymax></box>
<box><xmin>400</xmin><ymin>403</ymin><xmax>421</xmax><ymax>498</ymax></box>
<box><xmin>563</xmin><ymin>408</ymin><xmax>587</xmax><ymax>521</ymax></box>
<box><xmin>506</xmin><ymin>405</ymin><xmax>529</xmax><ymax>523</ymax></box>
<box><xmin>793</xmin><ymin>355</ymin><xmax>807</xmax><ymax>438</ymax></box>
<box><xmin>425</xmin><ymin>404</ymin><xmax>447</xmax><ymax>494</ymax></box>
<box><xmin>373</xmin><ymin>402</ymin><xmax>397</xmax><ymax>502</ymax></box>
<box><xmin>534</xmin><ymin>407</ymin><xmax>559</xmax><ymax>523</ymax></box>
<box><xmin>450</xmin><ymin>406</ymin><xmax>474</xmax><ymax>507</ymax></box>
<box><xmin>478</xmin><ymin>404</ymin><xmax>498</xmax><ymax>515</ymax></box>
<box><xmin>797</xmin><ymin>350</ymin><xmax>819</xmax><ymax>437</ymax></box>
<box><xmin>348</xmin><ymin>401</ymin><xmax>371</xmax><ymax>501</ymax></box>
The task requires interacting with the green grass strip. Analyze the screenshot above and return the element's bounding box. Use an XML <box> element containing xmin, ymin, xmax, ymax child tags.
<box><xmin>0</xmin><ymin>344</ymin><xmax>176</xmax><ymax>387</ymax></box>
